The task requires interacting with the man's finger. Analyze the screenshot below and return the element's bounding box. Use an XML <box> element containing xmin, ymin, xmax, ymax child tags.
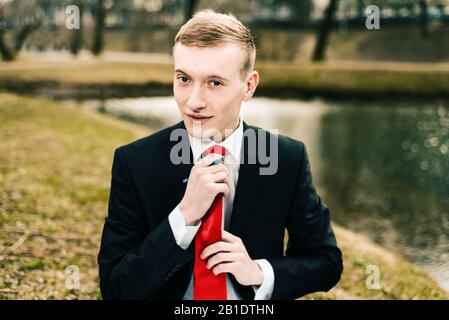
<box><xmin>222</xmin><ymin>230</ymin><xmax>241</xmax><ymax>243</ymax></box>
<box><xmin>213</xmin><ymin>183</ymin><xmax>229</xmax><ymax>197</ymax></box>
<box><xmin>201</xmin><ymin>241</ymin><xmax>234</xmax><ymax>259</ymax></box>
<box><xmin>212</xmin><ymin>262</ymin><xmax>236</xmax><ymax>276</ymax></box>
<box><xmin>197</xmin><ymin>153</ymin><xmax>224</xmax><ymax>167</ymax></box>
<box><xmin>210</xmin><ymin>171</ymin><xmax>229</xmax><ymax>185</ymax></box>
<box><xmin>205</xmin><ymin>163</ymin><xmax>229</xmax><ymax>175</ymax></box>
<box><xmin>206</xmin><ymin>252</ymin><xmax>240</xmax><ymax>270</ymax></box>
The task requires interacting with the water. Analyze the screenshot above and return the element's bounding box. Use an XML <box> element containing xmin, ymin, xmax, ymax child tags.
<box><xmin>63</xmin><ymin>96</ymin><xmax>449</xmax><ymax>291</ymax></box>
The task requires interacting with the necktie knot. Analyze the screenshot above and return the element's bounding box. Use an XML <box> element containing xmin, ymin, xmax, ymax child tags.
<box><xmin>204</xmin><ymin>145</ymin><xmax>228</xmax><ymax>157</ymax></box>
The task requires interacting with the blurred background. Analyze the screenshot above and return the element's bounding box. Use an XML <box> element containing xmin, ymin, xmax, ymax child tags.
<box><xmin>0</xmin><ymin>0</ymin><xmax>449</xmax><ymax>300</ymax></box>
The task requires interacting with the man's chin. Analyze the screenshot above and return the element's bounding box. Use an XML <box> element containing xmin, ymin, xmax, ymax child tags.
<box><xmin>184</xmin><ymin>121</ymin><xmax>225</xmax><ymax>141</ymax></box>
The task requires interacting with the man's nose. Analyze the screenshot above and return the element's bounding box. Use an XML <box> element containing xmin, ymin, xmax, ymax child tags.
<box><xmin>187</xmin><ymin>85</ymin><xmax>206</xmax><ymax>111</ymax></box>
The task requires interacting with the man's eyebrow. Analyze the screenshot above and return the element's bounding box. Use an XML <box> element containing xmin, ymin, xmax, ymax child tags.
<box><xmin>207</xmin><ymin>74</ymin><xmax>228</xmax><ymax>81</ymax></box>
<box><xmin>174</xmin><ymin>69</ymin><xmax>228</xmax><ymax>81</ymax></box>
<box><xmin>174</xmin><ymin>69</ymin><xmax>190</xmax><ymax>76</ymax></box>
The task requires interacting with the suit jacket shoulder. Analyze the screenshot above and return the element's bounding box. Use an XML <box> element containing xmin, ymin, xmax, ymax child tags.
<box><xmin>119</xmin><ymin>121</ymin><xmax>182</xmax><ymax>159</ymax></box>
<box><xmin>244</xmin><ymin>123</ymin><xmax>307</xmax><ymax>179</ymax></box>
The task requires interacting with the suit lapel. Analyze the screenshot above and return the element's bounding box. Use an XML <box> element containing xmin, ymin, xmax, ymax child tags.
<box><xmin>229</xmin><ymin>122</ymin><xmax>261</xmax><ymax>237</ymax></box>
<box><xmin>167</xmin><ymin>121</ymin><xmax>194</xmax><ymax>204</ymax></box>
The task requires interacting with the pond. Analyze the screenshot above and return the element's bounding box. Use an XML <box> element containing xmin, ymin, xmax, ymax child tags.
<box><xmin>62</xmin><ymin>96</ymin><xmax>449</xmax><ymax>291</ymax></box>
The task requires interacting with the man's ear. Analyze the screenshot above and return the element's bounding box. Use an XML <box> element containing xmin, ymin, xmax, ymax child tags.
<box><xmin>242</xmin><ymin>71</ymin><xmax>259</xmax><ymax>102</ymax></box>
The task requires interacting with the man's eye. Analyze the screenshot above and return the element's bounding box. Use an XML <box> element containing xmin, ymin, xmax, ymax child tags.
<box><xmin>210</xmin><ymin>80</ymin><xmax>222</xmax><ymax>87</ymax></box>
<box><xmin>178</xmin><ymin>76</ymin><xmax>189</xmax><ymax>83</ymax></box>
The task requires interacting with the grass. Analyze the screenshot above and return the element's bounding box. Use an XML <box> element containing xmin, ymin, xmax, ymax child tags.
<box><xmin>1</xmin><ymin>52</ymin><xmax>449</xmax><ymax>98</ymax></box>
<box><xmin>0</xmin><ymin>92</ymin><xmax>447</xmax><ymax>299</ymax></box>
<box><xmin>303</xmin><ymin>225</ymin><xmax>447</xmax><ymax>299</ymax></box>
<box><xmin>0</xmin><ymin>92</ymin><xmax>147</xmax><ymax>299</ymax></box>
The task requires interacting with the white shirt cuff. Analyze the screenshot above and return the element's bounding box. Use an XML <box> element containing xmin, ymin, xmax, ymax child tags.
<box><xmin>168</xmin><ymin>205</ymin><xmax>201</xmax><ymax>250</ymax></box>
<box><xmin>252</xmin><ymin>259</ymin><xmax>275</xmax><ymax>300</ymax></box>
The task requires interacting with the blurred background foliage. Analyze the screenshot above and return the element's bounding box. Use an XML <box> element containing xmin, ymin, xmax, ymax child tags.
<box><xmin>1</xmin><ymin>0</ymin><xmax>449</xmax><ymax>62</ymax></box>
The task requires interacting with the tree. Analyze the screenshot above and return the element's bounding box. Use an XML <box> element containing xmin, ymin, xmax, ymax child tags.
<box><xmin>312</xmin><ymin>0</ymin><xmax>339</xmax><ymax>62</ymax></box>
<box><xmin>184</xmin><ymin>0</ymin><xmax>199</xmax><ymax>22</ymax></box>
<box><xmin>14</xmin><ymin>20</ymin><xmax>41</xmax><ymax>51</ymax></box>
<box><xmin>273</xmin><ymin>0</ymin><xmax>314</xmax><ymax>21</ymax></box>
<box><xmin>357</xmin><ymin>0</ymin><xmax>366</xmax><ymax>18</ymax></box>
<box><xmin>70</xmin><ymin>0</ymin><xmax>84</xmax><ymax>55</ymax></box>
<box><xmin>0</xmin><ymin>5</ymin><xmax>15</xmax><ymax>61</ymax></box>
<box><xmin>0</xmin><ymin>0</ymin><xmax>49</xmax><ymax>61</ymax></box>
<box><xmin>92</xmin><ymin>0</ymin><xmax>105</xmax><ymax>55</ymax></box>
<box><xmin>419</xmin><ymin>0</ymin><xmax>428</xmax><ymax>38</ymax></box>
<box><xmin>0</xmin><ymin>32</ymin><xmax>14</xmax><ymax>61</ymax></box>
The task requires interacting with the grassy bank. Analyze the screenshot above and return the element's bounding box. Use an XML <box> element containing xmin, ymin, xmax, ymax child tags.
<box><xmin>1</xmin><ymin>53</ymin><xmax>449</xmax><ymax>99</ymax></box>
<box><xmin>0</xmin><ymin>93</ymin><xmax>447</xmax><ymax>299</ymax></box>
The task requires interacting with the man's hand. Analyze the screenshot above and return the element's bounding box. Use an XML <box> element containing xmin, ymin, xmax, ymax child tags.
<box><xmin>179</xmin><ymin>153</ymin><xmax>230</xmax><ymax>226</ymax></box>
<box><xmin>201</xmin><ymin>230</ymin><xmax>264</xmax><ymax>286</ymax></box>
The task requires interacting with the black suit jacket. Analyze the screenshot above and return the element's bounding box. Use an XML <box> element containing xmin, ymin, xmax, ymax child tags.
<box><xmin>98</xmin><ymin>121</ymin><xmax>343</xmax><ymax>300</ymax></box>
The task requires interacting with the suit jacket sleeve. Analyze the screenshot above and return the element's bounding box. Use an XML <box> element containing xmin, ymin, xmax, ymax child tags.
<box><xmin>266</xmin><ymin>142</ymin><xmax>343</xmax><ymax>299</ymax></box>
<box><xmin>97</xmin><ymin>147</ymin><xmax>193</xmax><ymax>299</ymax></box>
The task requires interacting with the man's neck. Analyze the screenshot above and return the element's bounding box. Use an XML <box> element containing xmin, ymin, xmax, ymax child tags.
<box><xmin>212</xmin><ymin>118</ymin><xmax>241</xmax><ymax>143</ymax></box>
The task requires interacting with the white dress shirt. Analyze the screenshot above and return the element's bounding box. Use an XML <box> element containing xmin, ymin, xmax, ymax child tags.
<box><xmin>168</xmin><ymin>118</ymin><xmax>275</xmax><ymax>300</ymax></box>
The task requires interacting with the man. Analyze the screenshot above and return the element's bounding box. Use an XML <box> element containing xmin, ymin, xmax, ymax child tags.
<box><xmin>98</xmin><ymin>10</ymin><xmax>342</xmax><ymax>300</ymax></box>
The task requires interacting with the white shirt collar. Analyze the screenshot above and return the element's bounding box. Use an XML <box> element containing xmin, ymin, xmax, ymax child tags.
<box><xmin>188</xmin><ymin>117</ymin><xmax>243</xmax><ymax>163</ymax></box>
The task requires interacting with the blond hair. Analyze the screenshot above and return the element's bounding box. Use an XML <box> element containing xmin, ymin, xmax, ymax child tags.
<box><xmin>174</xmin><ymin>9</ymin><xmax>256</xmax><ymax>79</ymax></box>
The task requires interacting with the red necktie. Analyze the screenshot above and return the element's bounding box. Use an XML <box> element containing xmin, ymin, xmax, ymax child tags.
<box><xmin>193</xmin><ymin>145</ymin><xmax>228</xmax><ymax>300</ymax></box>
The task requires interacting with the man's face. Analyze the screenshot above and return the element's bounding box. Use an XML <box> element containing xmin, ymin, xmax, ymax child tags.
<box><xmin>173</xmin><ymin>42</ymin><xmax>252</xmax><ymax>141</ymax></box>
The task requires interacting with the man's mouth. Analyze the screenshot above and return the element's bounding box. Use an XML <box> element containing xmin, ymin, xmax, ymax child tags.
<box><xmin>186</xmin><ymin>114</ymin><xmax>213</xmax><ymax>124</ymax></box>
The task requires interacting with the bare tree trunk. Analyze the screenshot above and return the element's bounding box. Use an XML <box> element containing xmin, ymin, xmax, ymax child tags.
<box><xmin>312</xmin><ymin>0</ymin><xmax>339</xmax><ymax>62</ymax></box>
<box><xmin>436</xmin><ymin>4</ymin><xmax>445</xmax><ymax>23</ymax></box>
<box><xmin>357</xmin><ymin>0</ymin><xmax>365</xmax><ymax>18</ymax></box>
<box><xmin>70</xmin><ymin>0</ymin><xmax>84</xmax><ymax>56</ymax></box>
<box><xmin>92</xmin><ymin>0</ymin><xmax>105</xmax><ymax>55</ymax></box>
<box><xmin>419</xmin><ymin>0</ymin><xmax>429</xmax><ymax>38</ymax></box>
<box><xmin>184</xmin><ymin>0</ymin><xmax>199</xmax><ymax>23</ymax></box>
<box><xmin>14</xmin><ymin>22</ymin><xmax>41</xmax><ymax>51</ymax></box>
<box><xmin>0</xmin><ymin>33</ymin><xmax>14</xmax><ymax>61</ymax></box>
<box><xmin>0</xmin><ymin>6</ymin><xmax>15</xmax><ymax>61</ymax></box>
